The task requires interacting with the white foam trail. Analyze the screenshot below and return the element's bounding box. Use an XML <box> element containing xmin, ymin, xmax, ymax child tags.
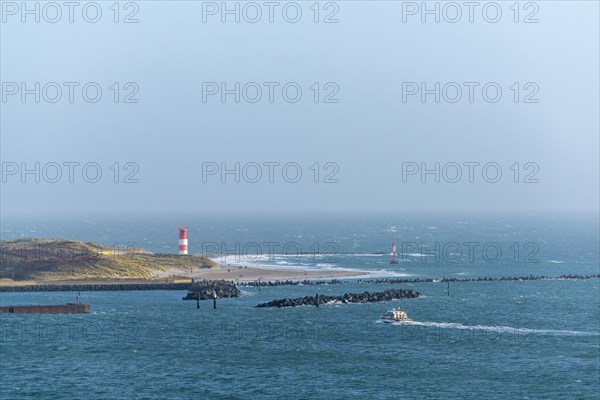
<box><xmin>384</xmin><ymin>320</ymin><xmax>600</xmax><ymax>337</ymax></box>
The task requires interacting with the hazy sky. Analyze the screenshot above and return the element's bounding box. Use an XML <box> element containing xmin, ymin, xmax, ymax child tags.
<box><xmin>1</xmin><ymin>1</ymin><xmax>598</xmax><ymax>215</ymax></box>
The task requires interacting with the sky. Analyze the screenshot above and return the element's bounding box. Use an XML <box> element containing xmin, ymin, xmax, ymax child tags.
<box><xmin>1</xmin><ymin>1</ymin><xmax>599</xmax><ymax>216</ymax></box>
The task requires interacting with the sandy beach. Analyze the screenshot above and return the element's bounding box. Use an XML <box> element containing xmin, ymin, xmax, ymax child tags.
<box><xmin>0</xmin><ymin>265</ymin><xmax>365</xmax><ymax>287</ymax></box>
<box><xmin>158</xmin><ymin>264</ymin><xmax>365</xmax><ymax>282</ymax></box>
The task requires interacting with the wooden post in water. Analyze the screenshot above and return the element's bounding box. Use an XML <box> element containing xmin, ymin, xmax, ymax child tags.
<box><xmin>213</xmin><ymin>291</ymin><xmax>217</xmax><ymax>309</ymax></box>
<box><xmin>196</xmin><ymin>292</ymin><xmax>200</xmax><ymax>309</ymax></box>
<box><xmin>315</xmin><ymin>293</ymin><xmax>319</xmax><ymax>308</ymax></box>
<box><xmin>447</xmin><ymin>280</ymin><xmax>450</xmax><ymax>296</ymax></box>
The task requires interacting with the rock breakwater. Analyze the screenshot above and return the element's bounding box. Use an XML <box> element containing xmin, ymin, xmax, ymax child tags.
<box><xmin>256</xmin><ymin>288</ymin><xmax>420</xmax><ymax>308</ymax></box>
<box><xmin>182</xmin><ymin>280</ymin><xmax>240</xmax><ymax>300</ymax></box>
<box><xmin>240</xmin><ymin>274</ymin><xmax>600</xmax><ymax>288</ymax></box>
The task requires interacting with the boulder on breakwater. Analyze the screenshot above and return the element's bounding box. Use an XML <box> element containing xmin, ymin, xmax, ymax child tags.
<box><xmin>182</xmin><ymin>279</ymin><xmax>240</xmax><ymax>300</ymax></box>
<box><xmin>255</xmin><ymin>288</ymin><xmax>419</xmax><ymax>308</ymax></box>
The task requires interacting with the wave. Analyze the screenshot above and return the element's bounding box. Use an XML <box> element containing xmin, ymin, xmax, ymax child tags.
<box><xmin>213</xmin><ymin>256</ymin><xmax>358</xmax><ymax>272</ymax></box>
<box><xmin>348</xmin><ymin>253</ymin><xmax>388</xmax><ymax>257</ymax></box>
<box><xmin>209</xmin><ymin>253</ymin><xmax>437</xmax><ymax>261</ymax></box>
<box><xmin>360</xmin><ymin>270</ymin><xmax>413</xmax><ymax>278</ymax></box>
<box><xmin>209</xmin><ymin>250</ymin><xmax>421</xmax><ymax>280</ymax></box>
<box><xmin>211</xmin><ymin>255</ymin><xmax>414</xmax><ymax>279</ymax></box>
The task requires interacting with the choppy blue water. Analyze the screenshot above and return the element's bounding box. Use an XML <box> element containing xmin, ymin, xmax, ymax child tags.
<box><xmin>1</xmin><ymin>213</ymin><xmax>599</xmax><ymax>399</ymax></box>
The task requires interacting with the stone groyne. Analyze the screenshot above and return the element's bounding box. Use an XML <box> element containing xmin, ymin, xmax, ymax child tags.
<box><xmin>0</xmin><ymin>283</ymin><xmax>192</xmax><ymax>292</ymax></box>
<box><xmin>1</xmin><ymin>274</ymin><xmax>596</xmax><ymax>293</ymax></box>
<box><xmin>438</xmin><ymin>274</ymin><xmax>600</xmax><ymax>282</ymax></box>
<box><xmin>240</xmin><ymin>274</ymin><xmax>600</xmax><ymax>288</ymax></box>
<box><xmin>256</xmin><ymin>289</ymin><xmax>420</xmax><ymax>308</ymax></box>
<box><xmin>0</xmin><ymin>280</ymin><xmax>240</xmax><ymax>296</ymax></box>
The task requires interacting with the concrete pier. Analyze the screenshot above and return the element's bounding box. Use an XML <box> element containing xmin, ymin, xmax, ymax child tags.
<box><xmin>0</xmin><ymin>304</ymin><xmax>90</xmax><ymax>314</ymax></box>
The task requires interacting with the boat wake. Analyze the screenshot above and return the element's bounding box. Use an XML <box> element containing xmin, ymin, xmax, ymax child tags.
<box><xmin>379</xmin><ymin>320</ymin><xmax>600</xmax><ymax>337</ymax></box>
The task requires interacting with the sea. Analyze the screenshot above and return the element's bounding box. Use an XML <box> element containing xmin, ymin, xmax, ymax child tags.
<box><xmin>0</xmin><ymin>212</ymin><xmax>599</xmax><ymax>399</ymax></box>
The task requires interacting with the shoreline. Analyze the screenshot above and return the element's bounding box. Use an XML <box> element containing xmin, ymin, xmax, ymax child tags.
<box><xmin>0</xmin><ymin>265</ymin><xmax>367</xmax><ymax>288</ymax></box>
<box><xmin>176</xmin><ymin>265</ymin><xmax>369</xmax><ymax>282</ymax></box>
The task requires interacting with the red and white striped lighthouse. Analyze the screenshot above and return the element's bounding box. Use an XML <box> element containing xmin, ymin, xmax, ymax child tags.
<box><xmin>179</xmin><ymin>227</ymin><xmax>188</xmax><ymax>255</ymax></box>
